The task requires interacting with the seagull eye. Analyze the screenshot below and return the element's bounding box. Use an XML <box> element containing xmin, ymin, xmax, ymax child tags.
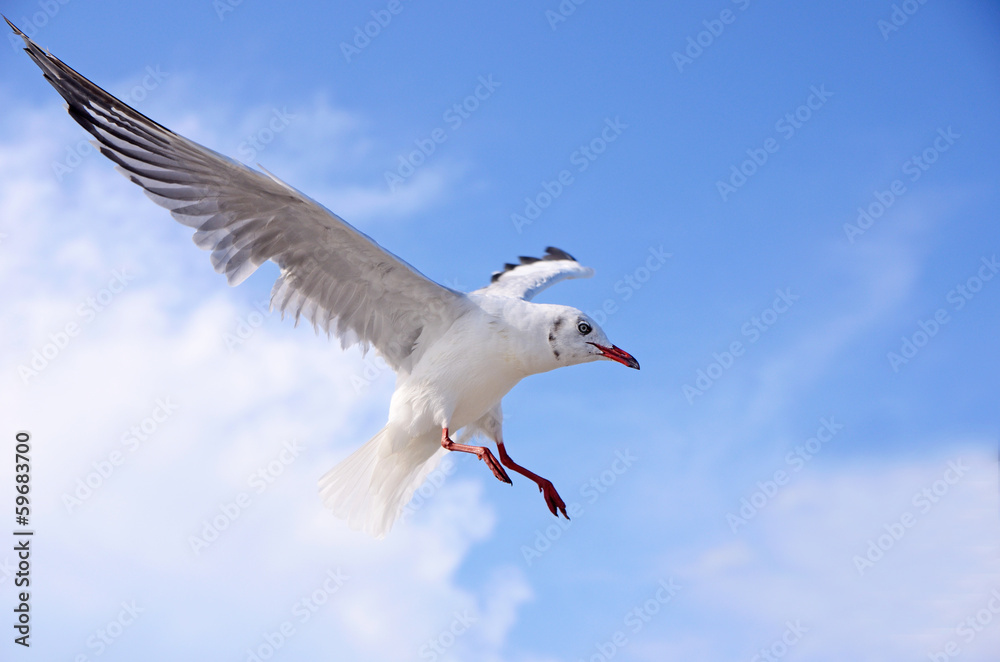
<box><xmin>577</xmin><ymin>321</ymin><xmax>592</xmax><ymax>335</ymax></box>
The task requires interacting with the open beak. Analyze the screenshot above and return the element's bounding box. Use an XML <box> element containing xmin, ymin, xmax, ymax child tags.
<box><xmin>588</xmin><ymin>343</ymin><xmax>640</xmax><ymax>370</ymax></box>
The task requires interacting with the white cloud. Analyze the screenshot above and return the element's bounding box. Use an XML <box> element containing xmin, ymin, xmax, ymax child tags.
<box><xmin>669</xmin><ymin>447</ymin><xmax>1000</xmax><ymax>662</ymax></box>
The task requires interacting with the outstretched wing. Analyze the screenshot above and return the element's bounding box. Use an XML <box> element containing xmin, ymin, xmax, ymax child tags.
<box><xmin>9</xmin><ymin>19</ymin><xmax>470</xmax><ymax>373</ymax></box>
<box><xmin>474</xmin><ymin>246</ymin><xmax>594</xmax><ymax>301</ymax></box>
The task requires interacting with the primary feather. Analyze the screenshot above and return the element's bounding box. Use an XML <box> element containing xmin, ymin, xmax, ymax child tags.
<box><xmin>8</xmin><ymin>18</ymin><xmax>468</xmax><ymax>373</ymax></box>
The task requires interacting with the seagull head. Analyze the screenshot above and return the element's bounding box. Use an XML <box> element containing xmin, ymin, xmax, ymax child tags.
<box><xmin>545</xmin><ymin>308</ymin><xmax>640</xmax><ymax>370</ymax></box>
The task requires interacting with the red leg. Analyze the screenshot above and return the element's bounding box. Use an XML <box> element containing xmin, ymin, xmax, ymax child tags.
<box><xmin>441</xmin><ymin>428</ymin><xmax>511</xmax><ymax>484</ymax></box>
<box><xmin>496</xmin><ymin>441</ymin><xmax>568</xmax><ymax>519</ymax></box>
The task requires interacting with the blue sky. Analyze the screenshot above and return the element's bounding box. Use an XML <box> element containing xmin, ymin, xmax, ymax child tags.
<box><xmin>1</xmin><ymin>1</ymin><xmax>999</xmax><ymax>660</ymax></box>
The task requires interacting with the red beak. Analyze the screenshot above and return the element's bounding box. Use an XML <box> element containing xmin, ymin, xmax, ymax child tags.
<box><xmin>588</xmin><ymin>343</ymin><xmax>640</xmax><ymax>370</ymax></box>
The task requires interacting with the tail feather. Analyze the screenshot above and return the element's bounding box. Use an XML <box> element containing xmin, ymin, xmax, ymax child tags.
<box><xmin>319</xmin><ymin>426</ymin><xmax>445</xmax><ymax>539</ymax></box>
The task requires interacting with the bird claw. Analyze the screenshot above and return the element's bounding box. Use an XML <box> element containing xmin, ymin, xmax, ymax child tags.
<box><xmin>481</xmin><ymin>450</ymin><xmax>512</xmax><ymax>485</ymax></box>
<box><xmin>538</xmin><ymin>479</ymin><xmax>568</xmax><ymax>519</ymax></box>
<box><xmin>441</xmin><ymin>429</ymin><xmax>512</xmax><ymax>485</ymax></box>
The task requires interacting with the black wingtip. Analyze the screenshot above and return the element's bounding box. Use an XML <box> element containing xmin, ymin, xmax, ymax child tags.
<box><xmin>489</xmin><ymin>247</ymin><xmax>579</xmax><ymax>283</ymax></box>
<box><xmin>543</xmin><ymin>246</ymin><xmax>577</xmax><ymax>262</ymax></box>
<box><xmin>4</xmin><ymin>15</ymin><xmax>24</xmax><ymax>36</ymax></box>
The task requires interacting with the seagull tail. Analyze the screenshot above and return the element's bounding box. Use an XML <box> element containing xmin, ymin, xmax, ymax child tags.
<box><xmin>318</xmin><ymin>426</ymin><xmax>445</xmax><ymax>539</ymax></box>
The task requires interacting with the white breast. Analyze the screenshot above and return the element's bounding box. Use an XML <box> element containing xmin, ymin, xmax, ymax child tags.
<box><xmin>388</xmin><ymin>306</ymin><xmax>529</xmax><ymax>435</ymax></box>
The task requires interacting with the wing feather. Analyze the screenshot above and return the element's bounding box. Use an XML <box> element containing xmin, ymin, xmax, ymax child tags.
<box><xmin>474</xmin><ymin>246</ymin><xmax>594</xmax><ymax>300</ymax></box>
<box><xmin>10</xmin><ymin>20</ymin><xmax>470</xmax><ymax>372</ymax></box>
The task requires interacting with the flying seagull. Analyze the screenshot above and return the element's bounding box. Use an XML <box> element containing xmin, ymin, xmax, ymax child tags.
<box><xmin>8</xmin><ymin>19</ymin><xmax>639</xmax><ymax>538</ymax></box>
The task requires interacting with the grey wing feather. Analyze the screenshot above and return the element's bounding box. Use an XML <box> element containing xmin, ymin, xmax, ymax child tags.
<box><xmin>475</xmin><ymin>246</ymin><xmax>594</xmax><ymax>300</ymax></box>
<box><xmin>10</xmin><ymin>21</ymin><xmax>469</xmax><ymax>372</ymax></box>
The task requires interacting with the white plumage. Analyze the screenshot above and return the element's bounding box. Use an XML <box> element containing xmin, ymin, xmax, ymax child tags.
<box><xmin>11</xmin><ymin>20</ymin><xmax>640</xmax><ymax>538</ymax></box>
